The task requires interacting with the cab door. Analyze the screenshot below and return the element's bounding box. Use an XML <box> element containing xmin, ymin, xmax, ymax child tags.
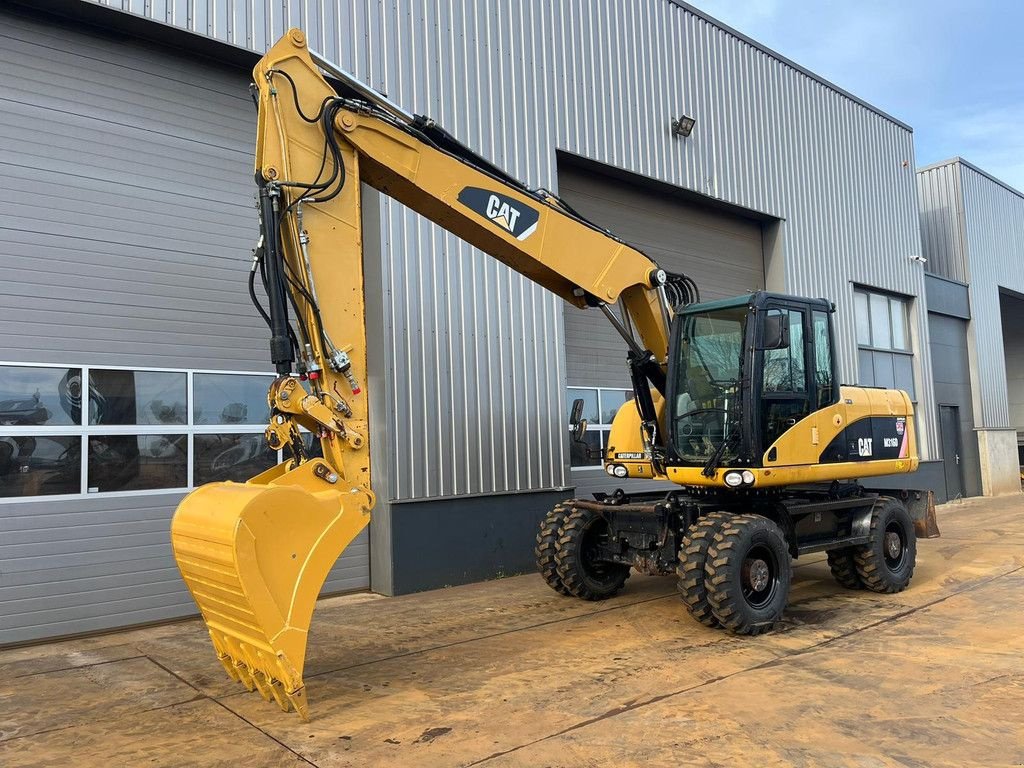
<box><xmin>757</xmin><ymin>302</ymin><xmax>812</xmax><ymax>453</ymax></box>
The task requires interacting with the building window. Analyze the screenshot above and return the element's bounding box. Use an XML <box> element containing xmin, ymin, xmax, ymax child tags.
<box><xmin>0</xmin><ymin>363</ymin><xmax>278</xmax><ymax>500</ymax></box>
<box><xmin>853</xmin><ymin>288</ymin><xmax>915</xmax><ymax>398</ymax></box>
<box><xmin>566</xmin><ymin>386</ymin><xmax>634</xmax><ymax>470</ymax></box>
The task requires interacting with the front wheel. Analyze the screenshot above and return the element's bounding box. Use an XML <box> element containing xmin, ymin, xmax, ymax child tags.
<box><xmin>535</xmin><ymin>504</ymin><xmax>572</xmax><ymax>595</ymax></box>
<box><xmin>705</xmin><ymin>514</ymin><xmax>791</xmax><ymax>635</ymax></box>
<box><xmin>854</xmin><ymin>498</ymin><xmax>916</xmax><ymax>593</ymax></box>
<box><xmin>677</xmin><ymin>512</ymin><xmax>732</xmax><ymax>627</ymax></box>
<box><xmin>555</xmin><ymin>508</ymin><xmax>631</xmax><ymax>601</ymax></box>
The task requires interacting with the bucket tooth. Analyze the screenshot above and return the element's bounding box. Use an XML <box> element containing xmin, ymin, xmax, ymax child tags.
<box><xmin>286</xmin><ymin>687</ymin><xmax>310</xmax><ymax>722</ymax></box>
<box><xmin>235</xmin><ymin>662</ymin><xmax>256</xmax><ymax>692</ymax></box>
<box><xmin>253</xmin><ymin>671</ymin><xmax>273</xmax><ymax>702</ymax></box>
<box><xmin>269</xmin><ymin>679</ymin><xmax>290</xmax><ymax>712</ymax></box>
<box><xmin>217</xmin><ymin>653</ymin><xmax>241</xmax><ymax>682</ymax></box>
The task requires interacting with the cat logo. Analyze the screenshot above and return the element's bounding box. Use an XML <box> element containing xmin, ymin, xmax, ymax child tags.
<box><xmin>857</xmin><ymin>437</ymin><xmax>873</xmax><ymax>457</ymax></box>
<box><xmin>457</xmin><ymin>186</ymin><xmax>540</xmax><ymax>241</ymax></box>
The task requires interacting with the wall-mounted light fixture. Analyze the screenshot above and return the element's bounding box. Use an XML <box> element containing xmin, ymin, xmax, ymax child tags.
<box><xmin>671</xmin><ymin>114</ymin><xmax>696</xmax><ymax>137</ymax></box>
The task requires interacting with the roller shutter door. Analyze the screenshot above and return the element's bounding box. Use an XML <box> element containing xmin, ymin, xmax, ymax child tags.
<box><xmin>0</xmin><ymin>9</ymin><xmax>368</xmax><ymax>645</ymax></box>
<box><xmin>558</xmin><ymin>162</ymin><xmax>765</xmax><ymax>498</ymax></box>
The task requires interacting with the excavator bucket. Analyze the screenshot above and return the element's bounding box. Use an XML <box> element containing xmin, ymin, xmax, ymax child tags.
<box><xmin>170</xmin><ymin>459</ymin><xmax>372</xmax><ymax>719</ymax></box>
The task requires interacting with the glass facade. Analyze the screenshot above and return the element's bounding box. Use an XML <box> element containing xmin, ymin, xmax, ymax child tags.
<box><xmin>566</xmin><ymin>386</ymin><xmax>634</xmax><ymax>469</ymax></box>
<box><xmin>0</xmin><ymin>366</ymin><xmax>82</xmax><ymax>426</ymax></box>
<box><xmin>0</xmin><ymin>364</ymin><xmax>281</xmax><ymax>499</ymax></box>
<box><xmin>853</xmin><ymin>288</ymin><xmax>915</xmax><ymax>398</ymax></box>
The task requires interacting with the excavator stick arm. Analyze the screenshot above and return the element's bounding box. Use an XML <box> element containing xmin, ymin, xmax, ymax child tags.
<box><xmin>171</xmin><ymin>28</ymin><xmax>678</xmax><ymax>719</ymax></box>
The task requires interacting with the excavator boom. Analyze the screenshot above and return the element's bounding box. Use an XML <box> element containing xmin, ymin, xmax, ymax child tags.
<box><xmin>170</xmin><ymin>29</ymin><xmax>677</xmax><ymax>718</ymax></box>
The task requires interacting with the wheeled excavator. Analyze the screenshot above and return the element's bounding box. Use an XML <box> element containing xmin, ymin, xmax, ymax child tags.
<box><xmin>170</xmin><ymin>29</ymin><xmax>940</xmax><ymax>719</ymax></box>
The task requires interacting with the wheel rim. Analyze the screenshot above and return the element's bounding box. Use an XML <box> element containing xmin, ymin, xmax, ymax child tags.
<box><xmin>883</xmin><ymin>521</ymin><xmax>907</xmax><ymax>570</ymax></box>
<box><xmin>740</xmin><ymin>543</ymin><xmax>780</xmax><ymax>609</ymax></box>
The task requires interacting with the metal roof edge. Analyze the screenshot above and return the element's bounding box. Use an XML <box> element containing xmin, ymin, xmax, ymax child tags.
<box><xmin>952</xmin><ymin>158</ymin><xmax>1024</xmax><ymax>202</ymax></box>
<box><xmin>915</xmin><ymin>157</ymin><xmax>962</xmax><ymax>175</ymax></box>
<box><xmin>9</xmin><ymin>0</ymin><xmax>261</xmax><ymax>69</ymax></box>
<box><xmin>666</xmin><ymin>0</ymin><xmax>913</xmax><ymax>132</ymax></box>
<box><xmin>32</xmin><ymin>0</ymin><xmax>916</xmax><ymax>134</ymax></box>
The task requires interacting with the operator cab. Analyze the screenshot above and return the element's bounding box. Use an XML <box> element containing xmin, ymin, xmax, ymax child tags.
<box><xmin>664</xmin><ymin>291</ymin><xmax>838</xmax><ymax>470</ymax></box>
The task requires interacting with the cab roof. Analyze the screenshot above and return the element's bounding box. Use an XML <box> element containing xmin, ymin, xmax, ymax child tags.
<box><xmin>679</xmin><ymin>291</ymin><xmax>834</xmax><ymax>315</ymax></box>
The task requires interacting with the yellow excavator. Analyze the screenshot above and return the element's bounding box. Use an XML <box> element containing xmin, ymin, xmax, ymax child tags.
<box><xmin>170</xmin><ymin>30</ymin><xmax>939</xmax><ymax>719</ymax></box>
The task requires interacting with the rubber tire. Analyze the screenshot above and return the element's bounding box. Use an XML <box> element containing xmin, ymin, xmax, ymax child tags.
<box><xmin>677</xmin><ymin>512</ymin><xmax>732</xmax><ymax>627</ymax></box>
<box><xmin>555</xmin><ymin>508</ymin><xmax>631</xmax><ymax>601</ymax></box>
<box><xmin>535</xmin><ymin>504</ymin><xmax>572</xmax><ymax>595</ymax></box>
<box><xmin>854</xmin><ymin>497</ymin><xmax>916</xmax><ymax>593</ymax></box>
<box><xmin>826</xmin><ymin>548</ymin><xmax>864</xmax><ymax>590</ymax></box>
<box><xmin>705</xmin><ymin>514</ymin><xmax>792</xmax><ymax>635</ymax></box>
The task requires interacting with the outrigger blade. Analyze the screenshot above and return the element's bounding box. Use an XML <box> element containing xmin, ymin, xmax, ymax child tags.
<box><xmin>170</xmin><ymin>460</ymin><xmax>372</xmax><ymax>720</ymax></box>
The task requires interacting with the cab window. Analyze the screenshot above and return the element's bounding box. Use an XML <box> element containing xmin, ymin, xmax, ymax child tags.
<box><xmin>762</xmin><ymin>309</ymin><xmax>805</xmax><ymax>393</ymax></box>
<box><xmin>812</xmin><ymin>310</ymin><xmax>835</xmax><ymax>407</ymax></box>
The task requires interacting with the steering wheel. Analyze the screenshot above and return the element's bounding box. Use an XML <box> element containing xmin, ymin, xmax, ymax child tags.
<box><xmin>674</xmin><ymin>407</ymin><xmax>731</xmax><ymax>437</ymax></box>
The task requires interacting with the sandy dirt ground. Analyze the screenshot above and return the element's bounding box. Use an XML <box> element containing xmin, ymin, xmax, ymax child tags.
<box><xmin>2</xmin><ymin>494</ymin><xmax>1022</xmax><ymax>767</ymax></box>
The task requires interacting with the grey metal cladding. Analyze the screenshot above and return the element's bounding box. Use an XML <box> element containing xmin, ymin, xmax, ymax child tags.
<box><xmin>86</xmin><ymin>0</ymin><xmax>938</xmax><ymax>478</ymax></box>
<box><xmin>923</xmin><ymin>273</ymin><xmax>970</xmax><ymax>320</ymax></box>
<box><xmin>0</xmin><ymin>14</ymin><xmax>262</xmax><ymax>370</ymax></box>
<box><xmin>0</xmin><ymin>11</ymin><xmax>368</xmax><ymax>645</ymax></box>
<box><xmin>959</xmin><ymin>162</ymin><xmax>1024</xmax><ymax>428</ymax></box>
<box><xmin>917</xmin><ymin>161</ymin><xmax>969</xmax><ymax>284</ymax></box>
<box><xmin>0</xmin><ymin>489</ymin><xmax>369</xmax><ymax>645</ymax></box>
<box><xmin>918</xmin><ymin>159</ymin><xmax>1024</xmax><ymax>429</ymax></box>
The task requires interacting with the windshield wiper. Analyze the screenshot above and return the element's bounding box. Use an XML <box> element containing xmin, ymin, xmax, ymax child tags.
<box><xmin>700</xmin><ymin>409</ymin><xmax>740</xmax><ymax>478</ymax></box>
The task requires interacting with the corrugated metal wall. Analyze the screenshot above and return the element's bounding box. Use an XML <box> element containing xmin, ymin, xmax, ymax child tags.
<box><xmin>85</xmin><ymin>0</ymin><xmax>939</xmax><ymax>474</ymax></box>
<box><xmin>918</xmin><ymin>159</ymin><xmax>1024</xmax><ymax>428</ymax></box>
<box><xmin>0</xmin><ymin>9</ymin><xmax>367</xmax><ymax>645</ymax></box>
<box><xmin>917</xmin><ymin>162</ymin><xmax>968</xmax><ymax>284</ymax></box>
<box><xmin>959</xmin><ymin>163</ymin><xmax>1024</xmax><ymax>429</ymax></box>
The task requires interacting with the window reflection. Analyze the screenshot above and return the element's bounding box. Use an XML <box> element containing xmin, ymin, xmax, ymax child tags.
<box><xmin>87</xmin><ymin>434</ymin><xmax>187</xmax><ymax>492</ymax></box>
<box><xmin>194</xmin><ymin>433</ymin><xmax>277</xmax><ymax>484</ymax></box>
<box><xmin>194</xmin><ymin>374</ymin><xmax>273</xmax><ymax>425</ymax></box>
<box><xmin>566</xmin><ymin>388</ymin><xmax>599</xmax><ymax>423</ymax></box>
<box><xmin>569</xmin><ymin>429</ymin><xmax>601</xmax><ymax>467</ymax></box>
<box><xmin>0</xmin><ymin>366</ymin><xmax>82</xmax><ymax>426</ymax></box>
<box><xmin>0</xmin><ymin>435</ymin><xmax>80</xmax><ymax>497</ymax></box>
<box><xmin>763</xmin><ymin>310</ymin><xmax>806</xmax><ymax>393</ymax></box>
<box><xmin>812</xmin><ymin>310</ymin><xmax>834</xmax><ymax>406</ymax></box>
<box><xmin>89</xmin><ymin>370</ymin><xmax>186</xmax><ymax>425</ymax></box>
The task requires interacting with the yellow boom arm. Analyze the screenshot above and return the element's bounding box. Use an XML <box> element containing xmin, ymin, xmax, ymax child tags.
<box><xmin>170</xmin><ymin>29</ymin><xmax>673</xmax><ymax>718</ymax></box>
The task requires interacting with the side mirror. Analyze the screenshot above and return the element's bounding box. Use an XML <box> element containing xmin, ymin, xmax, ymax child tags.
<box><xmin>759</xmin><ymin>312</ymin><xmax>790</xmax><ymax>350</ymax></box>
<box><xmin>569</xmin><ymin>398</ymin><xmax>588</xmax><ymax>442</ymax></box>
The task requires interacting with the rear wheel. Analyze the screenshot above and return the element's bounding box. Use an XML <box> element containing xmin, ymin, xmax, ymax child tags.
<box><xmin>555</xmin><ymin>508</ymin><xmax>631</xmax><ymax>601</ymax></box>
<box><xmin>854</xmin><ymin>498</ymin><xmax>916</xmax><ymax>593</ymax></box>
<box><xmin>705</xmin><ymin>514</ymin><xmax>791</xmax><ymax>635</ymax></box>
<box><xmin>826</xmin><ymin>548</ymin><xmax>863</xmax><ymax>590</ymax></box>
<box><xmin>535</xmin><ymin>504</ymin><xmax>572</xmax><ymax>595</ymax></box>
<box><xmin>677</xmin><ymin>512</ymin><xmax>732</xmax><ymax>627</ymax></box>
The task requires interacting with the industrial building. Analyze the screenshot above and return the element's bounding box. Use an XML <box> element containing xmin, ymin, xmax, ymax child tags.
<box><xmin>917</xmin><ymin>158</ymin><xmax>1024</xmax><ymax>497</ymax></box>
<box><xmin>0</xmin><ymin>0</ymin><xmax>1016</xmax><ymax>646</ymax></box>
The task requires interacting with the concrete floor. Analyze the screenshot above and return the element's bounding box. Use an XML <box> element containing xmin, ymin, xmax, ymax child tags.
<box><xmin>2</xmin><ymin>495</ymin><xmax>1023</xmax><ymax>767</ymax></box>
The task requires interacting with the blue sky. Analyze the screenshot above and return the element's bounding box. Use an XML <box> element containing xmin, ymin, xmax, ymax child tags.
<box><xmin>687</xmin><ymin>0</ymin><xmax>1024</xmax><ymax>190</ymax></box>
